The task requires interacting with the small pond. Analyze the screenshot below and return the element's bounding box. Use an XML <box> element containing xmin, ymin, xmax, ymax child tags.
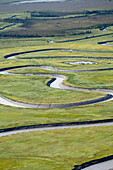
<box><xmin>65</xmin><ymin>61</ymin><xmax>97</xmax><ymax>65</ymax></box>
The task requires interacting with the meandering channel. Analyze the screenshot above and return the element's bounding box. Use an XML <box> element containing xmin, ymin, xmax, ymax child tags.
<box><xmin>1</xmin><ymin>52</ymin><xmax>113</xmax><ymax>108</ymax></box>
<box><xmin>1</xmin><ymin>46</ymin><xmax>113</xmax><ymax>169</ymax></box>
<box><xmin>98</xmin><ymin>41</ymin><xmax>113</xmax><ymax>47</ymax></box>
<box><xmin>1</xmin><ymin>121</ymin><xmax>113</xmax><ymax>138</ymax></box>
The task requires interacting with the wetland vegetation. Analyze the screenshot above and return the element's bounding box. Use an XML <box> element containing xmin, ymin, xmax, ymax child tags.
<box><xmin>0</xmin><ymin>0</ymin><xmax>113</xmax><ymax>169</ymax></box>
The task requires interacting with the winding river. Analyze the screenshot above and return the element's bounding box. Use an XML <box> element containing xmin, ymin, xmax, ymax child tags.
<box><xmin>0</xmin><ymin>42</ymin><xmax>113</xmax><ymax>169</ymax></box>
<box><xmin>1</xmin><ymin>47</ymin><xmax>113</xmax><ymax>108</ymax></box>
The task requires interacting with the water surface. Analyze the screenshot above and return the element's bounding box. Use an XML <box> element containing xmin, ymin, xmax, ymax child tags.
<box><xmin>12</xmin><ymin>0</ymin><xmax>65</xmax><ymax>4</ymax></box>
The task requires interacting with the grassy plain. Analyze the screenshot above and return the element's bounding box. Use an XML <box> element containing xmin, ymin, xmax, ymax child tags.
<box><xmin>1</xmin><ymin>126</ymin><xmax>113</xmax><ymax>169</ymax></box>
<box><xmin>0</xmin><ymin>2</ymin><xmax>113</xmax><ymax>169</ymax></box>
<box><xmin>1</xmin><ymin>100</ymin><xmax>113</xmax><ymax>129</ymax></box>
<box><xmin>0</xmin><ymin>30</ymin><xmax>112</xmax><ymax>129</ymax></box>
<box><xmin>65</xmin><ymin>70</ymin><xmax>113</xmax><ymax>89</ymax></box>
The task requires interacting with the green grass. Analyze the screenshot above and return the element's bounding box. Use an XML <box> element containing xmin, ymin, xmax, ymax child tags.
<box><xmin>0</xmin><ymin>5</ymin><xmax>113</xmax><ymax>170</ymax></box>
<box><xmin>0</xmin><ymin>32</ymin><xmax>112</xmax><ymax>129</ymax></box>
<box><xmin>1</xmin><ymin>100</ymin><xmax>113</xmax><ymax>129</ymax></box>
<box><xmin>1</xmin><ymin>126</ymin><xmax>113</xmax><ymax>169</ymax></box>
<box><xmin>108</xmin><ymin>42</ymin><xmax>113</xmax><ymax>45</ymax></box>
<box><xmin>0</xmin><ymin>74</ymin><xmax>104</xmax><ymax>105</ymax></box>
<box><xmin>14</xmin><ymin>55</ymin><xmax>113</xmax><ymax>71</ymax></box>
<box><xmin>64</xmin><ymin>70</ymin><xmax>113</xmax><ymax>89</ymax></box>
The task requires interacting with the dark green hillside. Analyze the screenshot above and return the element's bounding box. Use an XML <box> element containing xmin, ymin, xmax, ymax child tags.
<box><xmin>0</xmin><ymin>9</ymin><xmax>113</xmax><ymax>37</ymax></box>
